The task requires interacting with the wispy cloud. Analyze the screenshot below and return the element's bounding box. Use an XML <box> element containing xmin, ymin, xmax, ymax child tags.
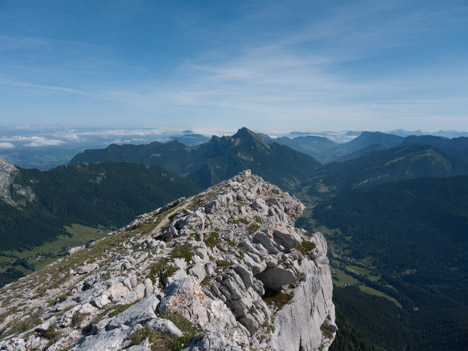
<box><xmin>0</xmin><ymin>35</ymin><xmax>50</xmax><ymax>52</ymax></box>
<box><xmin>88</xmin><ymin>1</ymin><xmax>468</xmax><ymax>130</ymax></box>
<box><xmin>0</xmin><ymin>136</ymin><xmax>65</xmax><ymax>147</ymax></box>
<box><xmin>25</xmin><ymin>138</ymin><xmax>65</xmax><ymax>147</ymax></box>
<box><xmin>0</xmin><ymin>79</ymin><xmax>84</xmax><ymax>94</ymax></box>
<box><xmin>0</xmin><ymin>142</ymin><xmax>15</xmax><ymax>149</ymax></box>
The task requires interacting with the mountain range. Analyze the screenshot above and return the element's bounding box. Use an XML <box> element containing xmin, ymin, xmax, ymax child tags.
<box><xmin>70</xmin><ymin>127</ymin><xmax>321</xmax><ymax>190</ymax></box>
<box><xmin>301</xmin><ymin>144</ymin><xmax>468</xmax><ymax>196</ymax></box>
<box><xmin>272</xmin><ymin>131</ymin><xmax>468</xmax><ymax>164</ymax></box>
<box><xmin>69</xmin><ymin>127</ymin><xmax>468</xmax><ymax>199</ymax></box>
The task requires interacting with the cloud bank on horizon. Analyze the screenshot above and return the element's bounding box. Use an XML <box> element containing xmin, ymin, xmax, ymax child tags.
<box><xmin>0</xmin><ymin>0</ymin><xmax>467</xmax><ymax>132</ymax></box>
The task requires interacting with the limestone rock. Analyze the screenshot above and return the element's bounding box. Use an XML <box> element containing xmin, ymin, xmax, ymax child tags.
<box><xmin>159</xmin><ymin>278</ymin><xmax>237</xmax><ymax>332</ymax></box>
<box><xmin>107</xmin><ymin>295</ymin><xmax>159</xmax><ymax>330</ymax></box>
<box><xmin>0</xmin><ymin>170</ymin><xmax>335</xmax><ymax>351</ymax></box>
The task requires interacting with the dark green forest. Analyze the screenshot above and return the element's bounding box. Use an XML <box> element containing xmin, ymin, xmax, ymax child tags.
<box><xmin>0</xmin><ymin>163</ymin><xmax>200</xmax><ymax>252</ymax></box>
<box><xmin>313</xmin><ymin>176</ymin><xmax>468</xmax><ymax>350</ymax></box>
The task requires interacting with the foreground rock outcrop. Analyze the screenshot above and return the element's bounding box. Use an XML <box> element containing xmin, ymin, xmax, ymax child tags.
<box><xmin>0</xmin><ymin>170</ymin><xmax>335</xmax><ymax>350</ymax></box>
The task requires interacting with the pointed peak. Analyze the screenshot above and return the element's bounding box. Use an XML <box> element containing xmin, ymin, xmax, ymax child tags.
<box><xmin>231</xmin><ymin>128</ymin><xmax>269</xmax><ymax>148</ymax></box>
<box><xmin>233</xmin><ymin>127</ymin><xmax>256</xmax><ymax>138</ymax></box>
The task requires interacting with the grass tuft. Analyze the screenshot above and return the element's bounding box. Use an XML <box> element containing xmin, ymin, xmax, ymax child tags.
<box><xmin>204</xmin><ymin>232</ymin><xmax>219</xmax><ymax>249</ymax></box>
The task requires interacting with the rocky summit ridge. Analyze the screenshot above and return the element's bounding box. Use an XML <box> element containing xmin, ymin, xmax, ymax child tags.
<box><xmin>0</xmin><ymin>170</ymin><xmax>335</xmax><ymax>351</ymax></box>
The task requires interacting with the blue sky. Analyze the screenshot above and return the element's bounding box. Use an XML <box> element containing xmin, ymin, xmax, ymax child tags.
<box><xmin>0</xmin><ymin>0</ymin><xmax>467</xmax><ymax>132</ymax></box>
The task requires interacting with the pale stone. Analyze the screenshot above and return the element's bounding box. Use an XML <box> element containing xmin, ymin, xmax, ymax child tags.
<box><xmin>107</xmin><ymin>295</ymin><xmax>159</xmax><ymax>330</ymax></box>
<box><xmin>0</xmin><ymin>171</ymin><xmax>335</xmax><ymax>351</ymax></box>
<box><xmin>144</xmin><ymin>278</ymin><xmax>154</xmax><ymax>296</ymax></box>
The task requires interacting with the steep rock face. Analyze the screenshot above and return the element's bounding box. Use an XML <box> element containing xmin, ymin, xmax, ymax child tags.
<box><xmin>0</xmin><ymin>170</ymin><xmax>335</xmax><ymax>350</ymax></box>
<box><xmin>0</xmin><ymin>157</ymin><xmax>35</xmax><ymax>207</ymax></box>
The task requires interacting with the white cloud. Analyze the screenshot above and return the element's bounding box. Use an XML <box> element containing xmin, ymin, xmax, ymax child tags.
<box><xmin>25</xmin><ymin>139</ymin><xmax>65</xmax><ymax>147</ymax></box>
<box><xmin>0</xmin><ymin>135</ymin><xmax>66</xmax><ymax>146</ymax></box>
<box><xmin>5</xmin><ymin>136</ymin><xmax>66</xmax><ymax>147</ymax></box>
<box><xmin>0</xmin><ymin>142</ymin><xmax>14</xmax><ymax>149</ymax></box>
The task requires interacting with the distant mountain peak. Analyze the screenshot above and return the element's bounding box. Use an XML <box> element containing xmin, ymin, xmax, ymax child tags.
<box><xmin>232</xmin><ymin>127</ymin><xmax>256</xmax><ymax>138</ymax></box>
<box><xmin>231</xmin><ymin>127</ymin><xmax>270</xmax><ymax>149</ymax></box>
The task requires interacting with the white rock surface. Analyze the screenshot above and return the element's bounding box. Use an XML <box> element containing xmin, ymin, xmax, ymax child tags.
<box><xmin>0</xmin><ymin>170</ymin><xmax>335</xmax><ymax>351</ymax></box>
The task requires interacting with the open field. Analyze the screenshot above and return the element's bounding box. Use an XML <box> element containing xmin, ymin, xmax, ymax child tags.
<box><xmin>0</xmin><ymin>224</ymin><xmax>105</xmax><ymax>273</ymax></box>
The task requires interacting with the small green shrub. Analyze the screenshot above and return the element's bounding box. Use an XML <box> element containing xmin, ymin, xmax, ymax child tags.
<box><xmin>170</xmin><ymin>243</ymin><xmax>194</xmax><ymax>263</ymax></box>
<box><xmin>216</xmin><ymin>260</ymin><xmax>232</xmax><ymax>268</ymax></box>
<box><xmin>248</xmin><ymin>306</ymin><xmax>258</xmax><ymax>315</ymax></box>
<box><xmin>228</xmin><ymin>217</ymin><xmax>249</xmax><ymax>225</ymax></box>
<box><xmin>321</xmin><ymin>321</ymin><xmax>334</xmax><ymax>339</ymax></box>
<box><xmin>148</xmin><ymin>261</ymin><xmax>165</xmax><ymax>283</ymax></box>
<box><xmin>247</xmin><ymin>223</ymin><xmax>260</xmax><ymax>234</ymax></box>
<box><xmin>262</xmin><ymin>322</ymin><xmax>276</xmax><ymax>333</ymax></box>
<box><xmin>128</xmin><ymin>326</ymin><xmax>157</xmax><ymax>346</ymax></box>
<box><xmin>71</xmin><ymin>312</ymin><xmax>88</xmax><ymax>327</ymax></box>
<box><xmin>262</xmin><ymin>289</ymin><xmax>293</xmax><ymax>310</ymax></box>
<box><xmin>296</xmin><ymin>240</ymin><xmax>316</xmax><ymax>255</ymax></box>
<box><xmin>215</xmin><ymin>260</ymin><xmax>232</xmax><ymax>273</ymax></box>
<box><xmin>43</xmin><ymin>324</ymin><xmax>60</xmax><ymax>340</ymax></box>
<box><xmin>165</xmin><ymin>266</ymin><xmax>180</xmax><ymax>277</ymax></box>
<box><xmin>148</xmin><ymin>260</ymin><xmax>180</xmax><ymax>284</ymax></box>
<box><xmin>58</xmin><ymin>290</ymin><xmax>73</xmax><ymax>303</ymax></box>
<box><xmin>204</xmin><ymin>232</ymin><xmax>219</xmax><ymax>249</ymax></box>
<box><xmin>159</xmin><ymin>312</ymin><xmax>202</xmax><ymax>350</ymax></box>
<box><xmin>43</xmin><ymin>323</ymin><xmax>62</xmax><ymax>348</ymax></box>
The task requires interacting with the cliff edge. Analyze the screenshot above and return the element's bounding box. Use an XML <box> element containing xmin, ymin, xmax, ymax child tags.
<box><xmin>0</xmin><ymin>170</ymin><xmax>335</xmax><ymax>351</ymax></box>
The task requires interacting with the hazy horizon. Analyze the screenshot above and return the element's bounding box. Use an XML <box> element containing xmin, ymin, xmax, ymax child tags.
<box><xmin>1</xmin><ymin>125</ymin><xmax>468</xmax><ymax>153</ymax></box>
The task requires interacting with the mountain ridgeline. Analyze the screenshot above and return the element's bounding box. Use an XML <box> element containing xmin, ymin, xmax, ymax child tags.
<box><xmin>71</xmin><ymin>129</ymin><xmax>468</xmax><ymax>197</ymax></box>
<box><xmin>273</xmin><ymin>131</ymin><xmax>468</xmax><ymax>164</ymax></box>
<box><xmin>304</xmin><ymin>144</ymin><xmax>468</xmax><ymax>195</ymax></box>
<box><xmin>70</xmin><ymin>127</ymin><xmax>321</xmax><ymax>191</ymax></box>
